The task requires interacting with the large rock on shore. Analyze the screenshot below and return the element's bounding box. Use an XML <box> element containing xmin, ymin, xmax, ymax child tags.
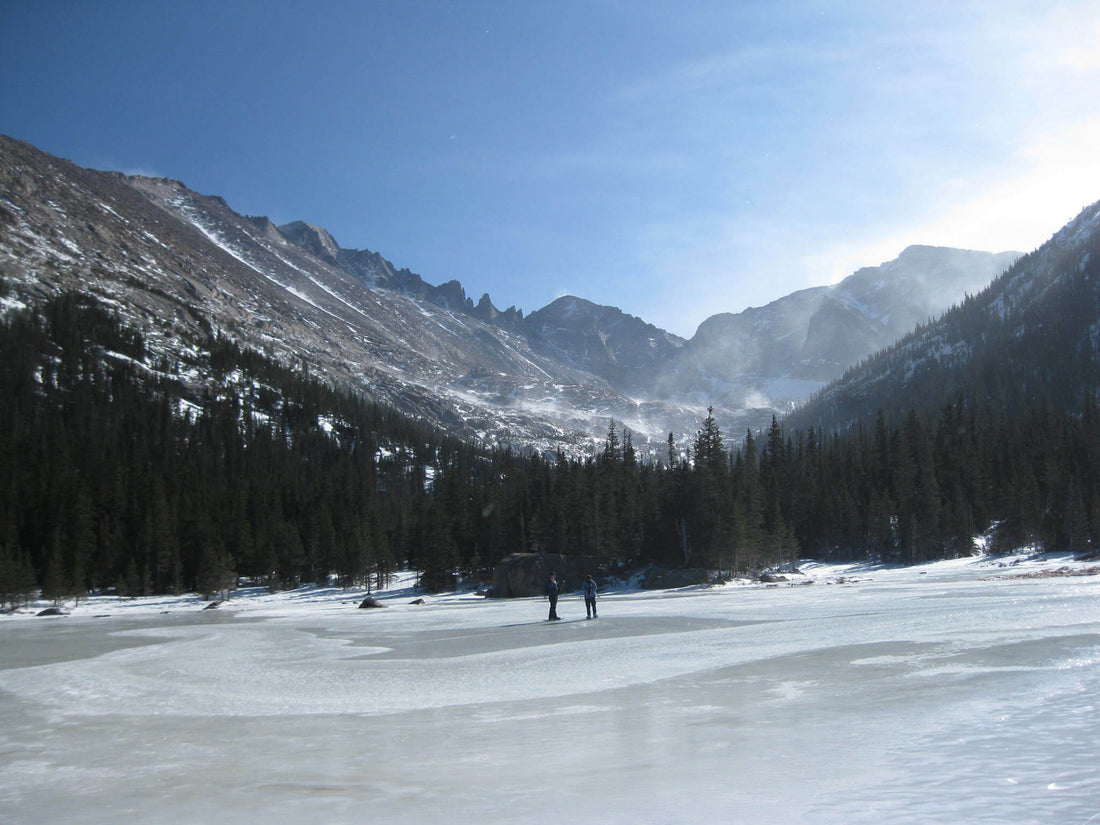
<box><xmin>640</xmin><ymin>567</ymin><xmax>710</xmax><ymax>590</ymax></box>
<box><xmin>490</xmin><ymin>553</ymin><xmax>610</xmax><ymax>598</ymax></box>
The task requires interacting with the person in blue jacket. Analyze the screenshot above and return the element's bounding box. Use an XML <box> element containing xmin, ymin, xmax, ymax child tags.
<box><xmin>546</xmin><ymin>572</ymin><xmax>560</xmax><ymax>621</ymax></box>
<box><xmin>583</xmin><ymin>575</ymin><xmax>598</xmax><ymax>619</ymax></box>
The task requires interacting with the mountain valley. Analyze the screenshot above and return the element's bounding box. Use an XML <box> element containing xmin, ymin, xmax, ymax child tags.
<box><xmin>0</xmin><ymin>134</ymin><xmax>1020</xmax><ymax>453</ymax></box>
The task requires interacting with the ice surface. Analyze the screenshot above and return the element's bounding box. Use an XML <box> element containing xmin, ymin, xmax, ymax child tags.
<box><xmin>2</xmin><ymin>557</ymin><xmax>1100</xmax><ymax>824</ymax></box>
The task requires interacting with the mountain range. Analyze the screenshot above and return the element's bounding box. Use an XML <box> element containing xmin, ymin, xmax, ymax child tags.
<box><xmin>790</xmin><ymin>198</ymin><xmax>1100</xmax><ymax>433</ymax></box>
<box><xmin>0</xmin><ymin>134</ymin><xmax>1026</xmax><ymax>452</ymax></box>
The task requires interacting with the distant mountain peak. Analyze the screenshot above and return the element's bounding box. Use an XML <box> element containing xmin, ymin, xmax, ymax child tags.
<box><xmin>536</xmin><ymin>295</ymin><xmax>606</xmax><ymax>325</ymax></box>
<box><xmin>652</xmin><ymin>245</ymin><xmax>1019</xmax><ymax>410</ymax></box>
<box><xmin>789</xmin><ymin>197</ymin><xmax>1100</xmax><ymax>433</ymax></box>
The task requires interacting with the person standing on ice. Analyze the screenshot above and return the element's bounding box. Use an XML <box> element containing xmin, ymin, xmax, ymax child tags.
<box><xmin>545</xmin><ymin>572</ymin><xmax>561</xmax><ymax>621</ymax></box>
<box><xmin>583</xmin><ymin>575</ymin><xmax>598</xmax><ymax>619</ymax></box>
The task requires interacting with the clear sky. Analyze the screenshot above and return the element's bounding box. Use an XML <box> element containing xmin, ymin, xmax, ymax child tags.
<box><xmin>3</xmin><ymin>1</ymin><xmax>1099</xmax><ymax>337</ymax></box>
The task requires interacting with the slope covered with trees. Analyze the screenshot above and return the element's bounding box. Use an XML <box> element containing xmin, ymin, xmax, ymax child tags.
<box><xmin>3</xmin><ymin>269</ymin><xmax>1100</xmax><ymax>608</ymax></box>
<box><xmin>790</xmin><ymin>200</ymin><xmax>1100</xmax><ymax>434</ymax></box>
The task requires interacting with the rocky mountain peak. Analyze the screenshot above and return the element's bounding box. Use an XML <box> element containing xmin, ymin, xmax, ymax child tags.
<box><xmin>523</xmin><ymin>297</ymin><xmax>687</xmax><ymax>397</ymax></box>
<box><xmin>473</xmin><ymin>293</ymin><xmax>524</xmax><ymax>329</ymax></box>
<box><xmin>279</xmin><ymin>220</ymin><xmax>342</xmax><ymax>264</ymax></box>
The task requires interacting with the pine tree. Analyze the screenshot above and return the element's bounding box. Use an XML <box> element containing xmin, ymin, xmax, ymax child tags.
<box><xmin>692</xmin><ymin>407</ymin><xmax>726</xmax><ymax>474</ymax></box>
<box><xmin>197</xmin><ymin>543</ymin><xmax>235</xmax><ymax>601</ymax></box>
<box><xmin>684</xmin><ymin>408</ymin><xmax>729</xmax><ymax>568</ymax></box>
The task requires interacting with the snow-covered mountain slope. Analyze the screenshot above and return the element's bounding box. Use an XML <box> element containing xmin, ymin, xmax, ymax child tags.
<box><xmin>0</xmin><ymin>134</ymin><xmax>1025</xmax><ymax>449</ymax></box>
<box><xmin>0</xmin><ymin>135</ymin><xmax>638</xmax><ymax>452</ymax></box>
<box><xmin>790</xmin><ymin>200</ymin><xmax>1100</xmax><ymax>433</ymax></box>
<box><xmin>653</xmin><ymin>245</ymin><xmax>1019</xmax><ymax>411</ymax></box>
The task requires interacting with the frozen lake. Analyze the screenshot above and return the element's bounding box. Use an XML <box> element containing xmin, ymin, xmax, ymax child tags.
<box><xmin>2</xmin><ymin>556</ymin><xmax>1100</xmax><ymax>824</ymax></box>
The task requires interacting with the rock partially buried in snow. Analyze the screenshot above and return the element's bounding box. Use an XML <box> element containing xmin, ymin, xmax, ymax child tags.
<box><xmin>358</xmin><ymin>596</ymin><xmax>386</xmax><ymax>609</ymax></box>
<box><xmin>36</xmin><ymin>606</ymin><xmax>65</xmax><ymax>617</ymax></box>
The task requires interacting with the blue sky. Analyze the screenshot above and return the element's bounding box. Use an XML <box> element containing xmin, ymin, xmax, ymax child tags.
<box><xmin>3</xmin><ymin>1</ymin><xmax>1099</xmax><ymax>337</ymax></box>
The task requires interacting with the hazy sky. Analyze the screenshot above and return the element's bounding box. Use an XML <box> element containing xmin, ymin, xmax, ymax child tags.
<box><xmin>3</xmin><ymin>1</ymin><xmax>1099</xmax><ymax>337</ymax></box>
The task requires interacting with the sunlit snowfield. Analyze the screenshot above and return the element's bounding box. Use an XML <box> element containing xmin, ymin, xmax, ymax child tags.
<box><xmin>3</xmin><ymin>555</ymin><xmax>1100</xmax><ymax>825</ymax></box>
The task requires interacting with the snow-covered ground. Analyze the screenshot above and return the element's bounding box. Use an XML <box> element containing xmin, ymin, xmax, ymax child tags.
<box><xmin>3</xmin><ymin>554</ymin><xmax>1100</xmax><ymax>824</ymax></box>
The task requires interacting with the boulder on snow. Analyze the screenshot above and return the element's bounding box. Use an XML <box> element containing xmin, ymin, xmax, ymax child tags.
<box><xmin>36</xmin><ymin>606</ymin><xmax>65</xmax><ymax>617</ymax></box>
<box><xmin>409</xmin><ymin>598</ymin><xmax>425</xmax><ymax>605</ymax></box>
<box><xmin>202</xmin><ymin>600</ymin><xmax>221</xmax><ymax>610</ymax></box>
<box><xmin>358</xmin><ymin>596</ymin><xmax>386</xmax><ymax>609</ymax></box>
<box><xmin>640</xmin><ymin>567</ymin><xmax>710</xmax><ymax>590</ymax></box>
<box><xmin>759</xmin><ymin>572</ymin><xmax>788</xmax><ymax>584</ymax></box>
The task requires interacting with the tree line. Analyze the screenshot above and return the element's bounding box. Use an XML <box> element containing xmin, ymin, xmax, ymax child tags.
<box><xmin>2</xmin><ymin>291</ymin><xmax>1098</xmax><ymax>608</ymax></box>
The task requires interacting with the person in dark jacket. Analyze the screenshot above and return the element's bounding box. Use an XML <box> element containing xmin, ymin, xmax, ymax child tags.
<box><xmin>583</xmin><ymin>575</ymin><xmax>598</xmax><ymax>619</ymax></box>
<box><xmin>546</xmin><ymin>572</ymin><xmax>560</xmax><ymax>620</ymax></box>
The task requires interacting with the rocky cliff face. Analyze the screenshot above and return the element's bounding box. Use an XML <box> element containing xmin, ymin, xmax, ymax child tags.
<box><xmin>523</xmin><ymin>296</ymin><xmax>686</xmax><ymax>396</ymax></box>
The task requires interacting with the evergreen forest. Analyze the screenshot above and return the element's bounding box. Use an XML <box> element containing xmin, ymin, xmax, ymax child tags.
<box><xmin>2</xmin><ymin>291</ymin><xmax>1099</xmax><ymax>609</ymax></box>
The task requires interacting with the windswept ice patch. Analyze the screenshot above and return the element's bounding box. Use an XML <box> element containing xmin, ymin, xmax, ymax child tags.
<box><xmin>0</xmin><ymin>622</ymin><xmax>387</xmax><ymax>718</ymax></box>
<box><xmin>0</xmin><ymin>610</ymin><xmax>808</xmax><ymax>719</ymax></box>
